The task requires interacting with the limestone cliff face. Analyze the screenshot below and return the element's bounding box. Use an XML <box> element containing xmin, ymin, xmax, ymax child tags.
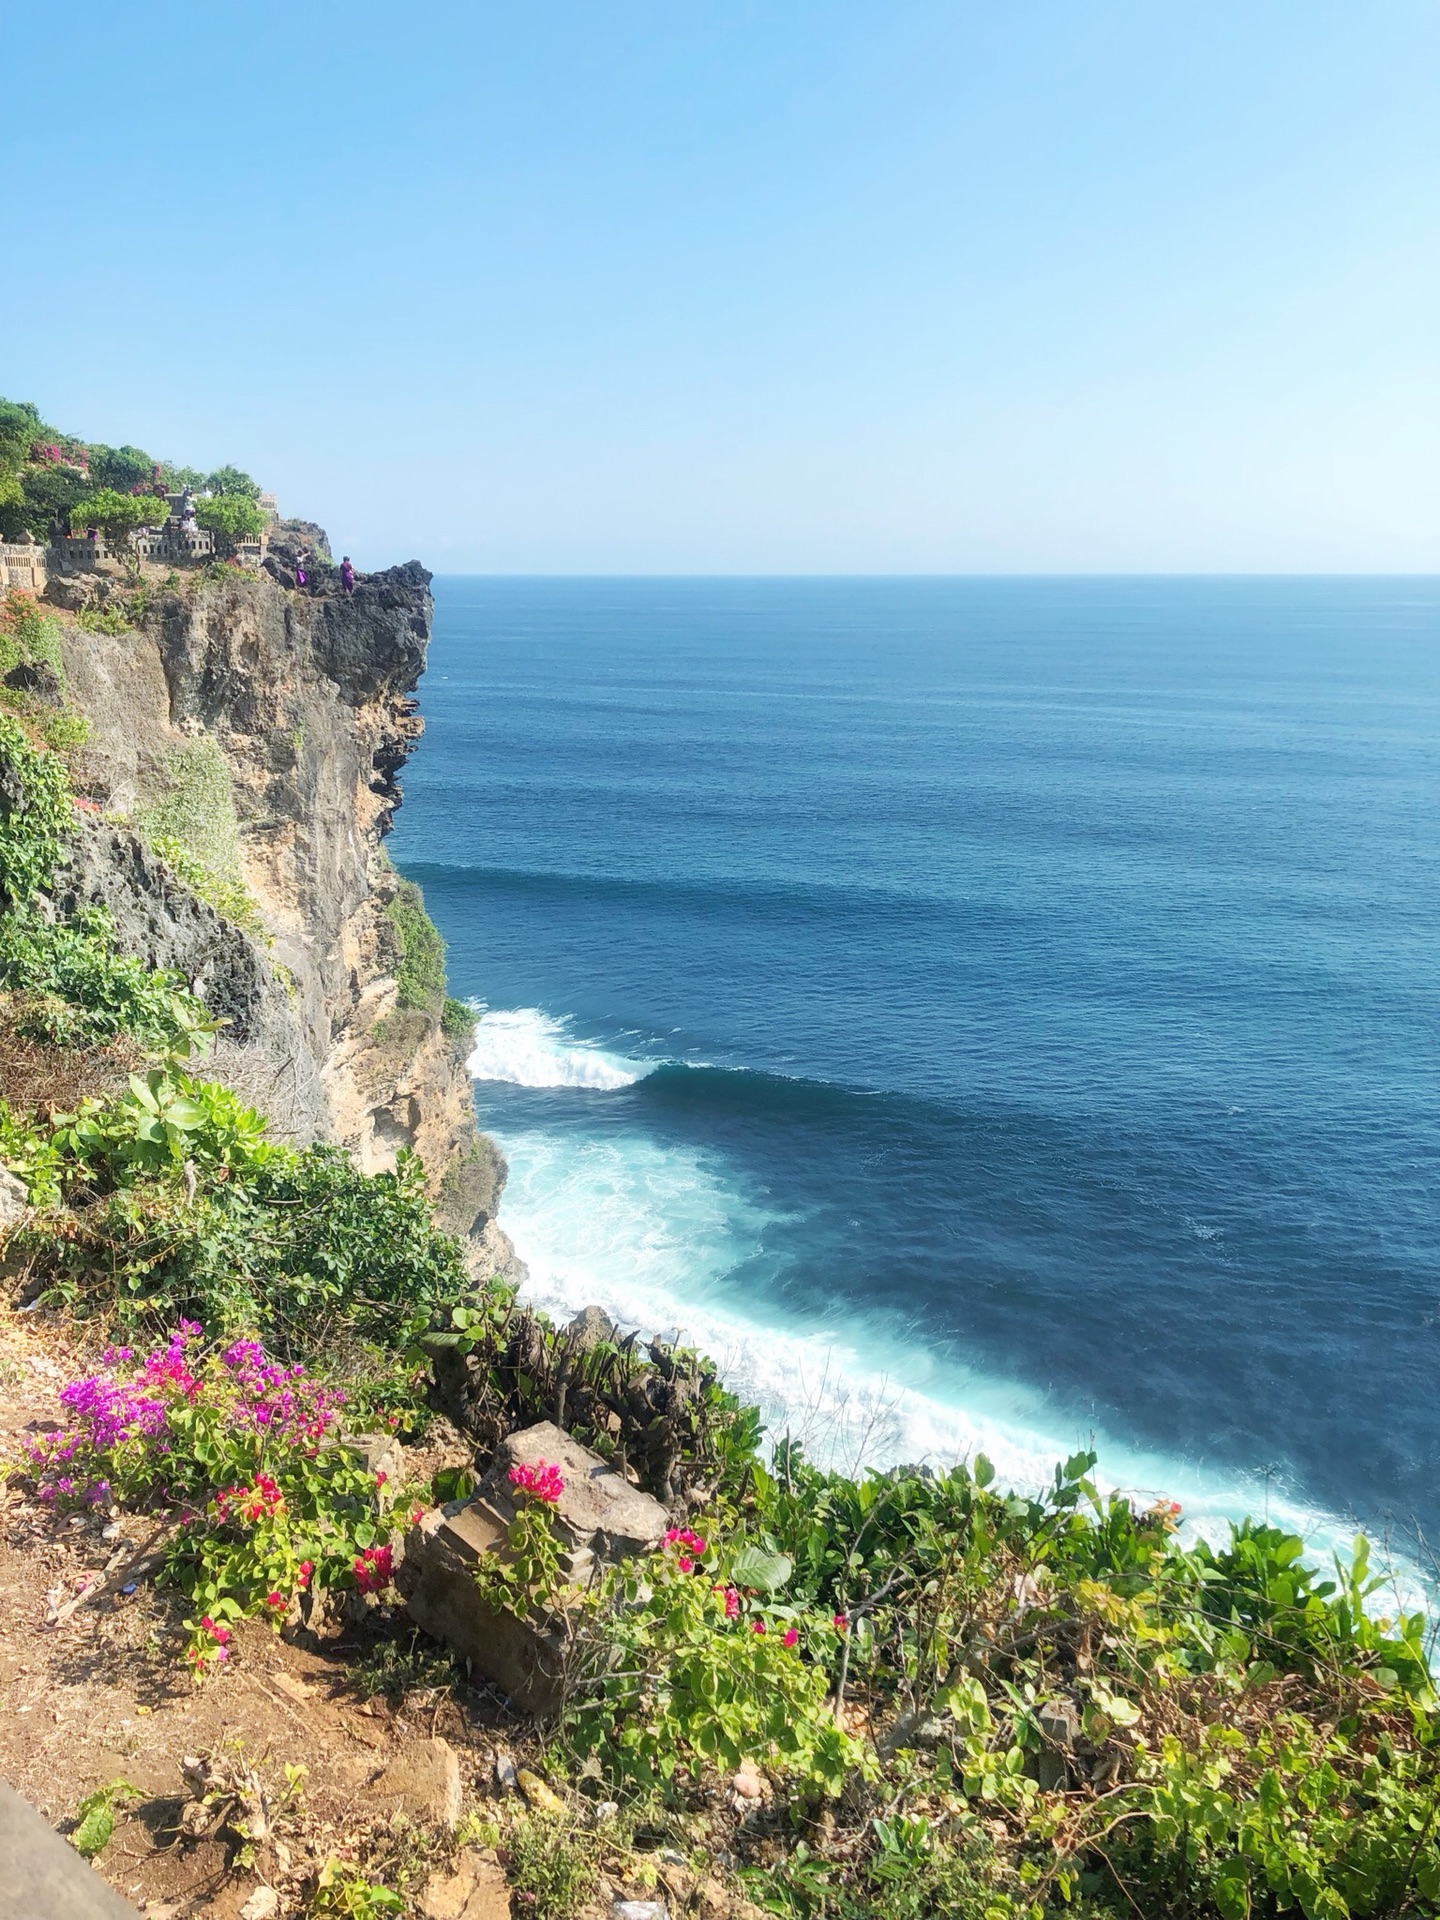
<box><xmin>48</xmin><ymin>563</ymin><xmax>513</xmax><ymax>1273</ymax></box>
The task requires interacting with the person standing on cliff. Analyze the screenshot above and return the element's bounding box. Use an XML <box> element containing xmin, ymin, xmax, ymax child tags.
<box><xmin>340</xmin><ymin>556</ymin><xmax>355</xmax><ymax>593</ymax></box>
<box><xmin>294</xmin><ymin>546</ymin><xmax>309</xmax><ymax>588</ymax></box>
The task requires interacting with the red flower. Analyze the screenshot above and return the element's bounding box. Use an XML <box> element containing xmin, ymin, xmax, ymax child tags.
<box><xmin>353</xmin><ymin>1544</ymin><xmax>395</xmax><ymax>1594</ymax></box>
<box><xmin>782</xmin><ymin>1628</ymin><xmax>799</xmax><ymax>1648</ymax></box>
<box><xmin>265</xmin><ymin>1590</ymin><xmax>284</xmax><ymax>1609</ymax></box>
<box><xmin>751</xmin><ymin>1619</ymin><xmax>766</xmax><ymax>1635</ymax></box>
<box><xmin>297</xmin><ymin>1560</ymin><xmax>314</xmax><ymax>1589</ymax></box>
<box><xmin>833</xmin><ymin>1612</ymin><xmax>848</xmax><ymax>1633</ymax></box>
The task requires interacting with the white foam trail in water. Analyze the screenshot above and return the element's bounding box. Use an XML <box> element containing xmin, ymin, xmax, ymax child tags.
<box><xmin>466</xmin><ymin>1008</ymin><xmax>648</xmax><ymax>1090</ymax></box>
<box><xmin>489</xmin><ymin>1122</ymin><xmax>1429</xmax><ymax>1612</ymax></box>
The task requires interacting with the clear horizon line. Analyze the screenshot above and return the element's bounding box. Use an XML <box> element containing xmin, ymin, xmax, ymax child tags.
<box><xmin>417</xmin><ymin>567</ymin><xmax>1440</xmax><ymax>581</ymax></box>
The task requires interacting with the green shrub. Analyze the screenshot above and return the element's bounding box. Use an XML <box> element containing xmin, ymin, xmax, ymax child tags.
<box><xmin>0</xmin><ymin>904</ymin><xmax>209</xmax><ymax>1053</ymax></box>
<box><xmin>0</xmin><ymin>592</ymin><xmax>64</xmax><ymax>679</ymax></box>
<box><xmin>505</xmin><ymin>1813</ymin><xmax>599</xmax><ymax>1920</ymax></box>
<box><xmin>442</xmin><ymin>995</ymin><xmax>473</xmax><ymax>1040</ymax></box>
<box><xmin>0</xmin><ymin>714</ymin><xmax>73</xmax><ymax>904</ymax></box>
<box><xmin>40</xmin><ymin>707</ymin><xmax>91</xmax><ymax>753</ymax></box>
<box><xmin>13</xmin><ymin>1075</ymin><xmax>469</xmax><ymax>1359</ymax></box>
<box><xmin>74</xmin><ymin>606</ymin><xmax>131</xmax><ymax>637</ymax></box>
<box><xmin>387</xmin><ymin>878</ymin><xmax>447</xmax><ymax>1014</ymax></box>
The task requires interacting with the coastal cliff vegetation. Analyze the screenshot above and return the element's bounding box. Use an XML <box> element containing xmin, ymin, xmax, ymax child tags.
<box><xmin>0</xmin><ymin>431</ymin><xmax>1435</xmax><ymax>1918</ymax></box>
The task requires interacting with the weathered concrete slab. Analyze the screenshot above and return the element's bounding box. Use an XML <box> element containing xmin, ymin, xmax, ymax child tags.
<box><xmin>0</xmin><ymin>1779</ymin><xmax>141</xmax><ymax>1920</ymax></box>
<box><xmin>478</xmin><ymin>1422</ymin><xmax>667</xmax><ymax>1559</ymax></box>
<box><xmin>399</xmin><ymin>1421</ymin><xmax>668</xmax><ymax>1714</ymax></box>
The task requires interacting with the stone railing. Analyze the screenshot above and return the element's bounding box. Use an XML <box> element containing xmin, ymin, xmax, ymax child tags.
<box><xmin>0</xmin><ymin>541</ymin><xmax>49</xmax><ymax>591</ymax></box>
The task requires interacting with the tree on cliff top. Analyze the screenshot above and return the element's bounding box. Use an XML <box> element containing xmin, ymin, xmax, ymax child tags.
<box><xmin>194</xmin><ymin>493</ymin><xmax>264</xmax><ymax>555</ymax></box>
<box><xmin>86</xmin><ymin>443</ymin><xmax>157</xmax><ymax>494</ymax></box>
<box><xmin>72</xmin><ymin>488</ymin><xmax>162</xmax><ymax>559</ymax></box>
<box><xmin>204</xmin><ymin>465</ymin><xmax>261</xmax><ymax>500</ymax></box>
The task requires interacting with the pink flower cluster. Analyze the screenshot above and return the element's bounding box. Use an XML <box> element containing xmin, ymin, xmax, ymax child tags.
<box><xmin>353</xmin><ymin>1544</ymin><xmax>395</xmax><ymax>1594</ymax></box>
<box><xmin>187</xmin><ymin>1615</ymin><xmax>232</xmax><ymax>1671</ymax></box>
<box><xmin>140</xmin><ymin>1323</ymin><xmax>204</xmax><ymax>1399</ymax></box>
<box><xmin>215</xmin><ymin>1473</ymin><xmax>285</xmax><ymax>1525</ymax></box>
<box><xmin>509</xmin><ymin>1460</ymin><xmax>565</xmax><ymax>1506</ymax></box>
<box><xmin>220</xmin><ymin>1339</ymin><xmax>346</xmax><ymax>1446</ymax></box>
<box><xmin>663</xmin><ymin>1526</ymin><xmax>708</xmax><ymax>1572</ymax></box>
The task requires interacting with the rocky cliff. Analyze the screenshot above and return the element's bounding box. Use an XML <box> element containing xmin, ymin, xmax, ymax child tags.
<box><xmin>45</xmin><ymin>561</ymin><xmax>514</xmax><ymax>1275</ymax></box>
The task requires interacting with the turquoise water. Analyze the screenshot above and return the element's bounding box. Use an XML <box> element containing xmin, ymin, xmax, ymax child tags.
<box><xmin>391</xmin><ymin>576</ymin><xmax>1440</xmax><ymax>1570</ymax></box>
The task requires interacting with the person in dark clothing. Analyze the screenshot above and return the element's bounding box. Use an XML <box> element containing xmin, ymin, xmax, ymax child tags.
<box><xmin>340</xmin><ymin>556</ymin><xmax>356</xmax><ymax>593</ymax></box>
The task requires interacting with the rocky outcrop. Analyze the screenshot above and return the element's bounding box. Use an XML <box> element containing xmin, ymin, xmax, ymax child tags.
<box><xmin>48</xmin><ymin>563</ymin><xmax>513</xmax><ymax>1267</ymax></box>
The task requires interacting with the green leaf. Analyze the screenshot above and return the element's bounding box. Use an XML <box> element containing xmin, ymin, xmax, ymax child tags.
<box><xmin>728</xmin><ymin>1545</ymin><xmax>793</xmax><ymax>1594</ymax></box>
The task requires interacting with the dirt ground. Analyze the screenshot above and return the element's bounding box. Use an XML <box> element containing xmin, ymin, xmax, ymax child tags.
<box><xmin>0</xmin><ymin>1307</ymin><xmax>520</xmax><ymax>1917</ymax></box>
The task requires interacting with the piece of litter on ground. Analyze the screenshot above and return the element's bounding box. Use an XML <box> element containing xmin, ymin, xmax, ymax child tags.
<box><xmin>121</xmin><ymin>1582</ymin><xmax>137</xmax><ymax>1594</ymax></box>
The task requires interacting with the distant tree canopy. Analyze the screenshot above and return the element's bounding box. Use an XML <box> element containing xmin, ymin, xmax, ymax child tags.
<box><xmin>204</xmin><ymin>465</ymin><xmax>261</xmax><ymax>501</ymax></box>
<box><xmin>74</xmin><ymin>488</ymin><xmax>162</xmax><ymax>547</ymax></box>
<box><xmin>86</xmin><ymin>443</ymin><xmax>158</xmax><ymax>494</ymax></box>
<box><xmin>0</xmin><ymin>396</ymin><xmax>267</xmax><ymax>552</ymax></box>
<box><xmin>0</xmin><ymin>465</ymin><xmax>91</xmax><ymax>542</ymax></box>
<box><xmin>194</xmin><ymin>494</ymin><xmax>264</xmax><ymax>552</ymax></box>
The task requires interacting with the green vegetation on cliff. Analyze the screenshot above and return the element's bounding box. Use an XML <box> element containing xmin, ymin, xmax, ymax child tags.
<box><xmin>0</xmin><ymin>394</ymin><xmax>263</xmax><ymax>544</ymax></box>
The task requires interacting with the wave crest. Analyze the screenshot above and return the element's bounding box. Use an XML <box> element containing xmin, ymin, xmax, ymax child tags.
<box><xmin>466</xmin><ymin>1008</ymin><xmax>649</xmax><ymax>1090</ymax></box>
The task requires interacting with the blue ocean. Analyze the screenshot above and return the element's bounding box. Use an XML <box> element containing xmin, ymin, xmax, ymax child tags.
<box><xmin>390</xmin><ymin>577</ymin><xmax>1440</xmax><ymax>1571</ymax></box>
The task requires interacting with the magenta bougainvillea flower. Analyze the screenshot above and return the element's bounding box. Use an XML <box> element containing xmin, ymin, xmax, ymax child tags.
<box><xmin>353</xmin><ymin>1544</ymin><xmax>395</xmax><ymax>1594</ymax></box>
<box><xmin>509</xmin><ymin>1460</ymin><xmax>565</xmax><ymax>1505</ymax></box>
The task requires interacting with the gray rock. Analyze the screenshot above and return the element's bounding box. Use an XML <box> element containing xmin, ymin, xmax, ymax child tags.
<box><xmin>0</xmin><ymin>1779</ymin><xmax>140</xmax><ymax>1919</ymax></box>
<box><xmin>566</xmin><ymin>1304</ymin><xmax>617</xmax><ymax>1348</ymax></box>
<box><xmin>479</xmin><ymin>1422</ymin><xmax>667</xmax><ymax>1561</ymax></box>
<box><xmin>3</xmin><ymin>658</ymin><xmax>62</xmax><ymax>704</ymax></box>
<box><xmin>0</xmin><ymin>1167</ymin><xmax>29</xmax><ymax>1233</ymax></box>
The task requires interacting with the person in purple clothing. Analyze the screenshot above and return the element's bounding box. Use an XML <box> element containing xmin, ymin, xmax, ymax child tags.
<box><xmin>340</xmin><ymin>556</ymin><xmax>355</xmax><ymax>593</ymax></box>
<box><xmin>294</xmin><ymin>545</ymin><xmax>309</xmax><ymax>588</ymax></box>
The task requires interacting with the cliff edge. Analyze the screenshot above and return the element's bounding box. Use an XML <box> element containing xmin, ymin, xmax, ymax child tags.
<box><xmin>45</xmin><ymin>561</ymin><xmax>515</xmax><ymax>1277</ymax></box>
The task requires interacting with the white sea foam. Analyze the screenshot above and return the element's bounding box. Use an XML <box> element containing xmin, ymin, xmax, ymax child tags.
<box><xmin>466</xmin><ymin>1007</ymin><xmax>648</xmax><ymax>1090</ymax></box>
<box><xmin>487</xmin><ymin>1118</ymin><xmax>1429</xmax><ymax>1611</ymax></box>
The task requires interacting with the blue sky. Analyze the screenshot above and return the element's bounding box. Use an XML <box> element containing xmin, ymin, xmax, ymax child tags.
<box><xmin>3</xmin><ymin>2</ymin><xmax>1436</xmax><ymax>571</ymax></box>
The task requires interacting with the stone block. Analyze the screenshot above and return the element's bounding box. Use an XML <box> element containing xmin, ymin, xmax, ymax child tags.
<box><xmin>397</xmin><ymin>1504</ymin><xmax>569</xmax><ymax>1715</ymax></box>
<box><xmin>364</xmin><ymin>1737</ymin><xmax>463</xmax><ymax>1827</ymax></box>
<box><xmin>419</xmin><ymin>1850</ymin><xmax>511</xmax><ymax>1920</ymax></box>
<box><xmin>478</xmin><ymin>1421</ymin><xmax>668</xmax><ymax>1560</ymax></box>
<box><xmin>399</xmin><ymin>1421</ymin><xmax>668</xmax><ymax>1715</ymax></box>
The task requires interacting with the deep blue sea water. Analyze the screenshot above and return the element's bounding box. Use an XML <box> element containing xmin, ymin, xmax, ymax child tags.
<box><xmin>390</xmin><ymin>576</ymin><xmax>1440</xmax><ymax>1569</ymax></box>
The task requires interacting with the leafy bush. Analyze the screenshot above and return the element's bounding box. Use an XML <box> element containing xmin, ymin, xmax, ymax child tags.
<box><xmin>387</xmin><ymin>878</ymin><xmax>447</xmax><ymax>1014</ymax></box>
<box><xmin>0</xmin><ymin>905</ymin><xmax>206</xmax><ymax>1053</ymax></box>
<box><xmin>505</xmin><ymin>1813</ymin><xmax>600</xmax><ymax>1920</ymax></box>
<box><xmin>0</xmin><ymin>714</ymin><xmax>73</xmax><ymax>905</ymax></box>
<box><xmin>74</xmin><ymin>606</ymin><xmax>132</xmax><ymax>637</ymax></box>
<box><xmin>11</xmin><ymin>1071</ymin><xmax>469</xmax><ymax>1358</ymax></box>
<box><xmin>442</xmin><ymin>995</ymin><xmax>474</xmax><ymax>1040</ymax></box>
<box><xmin>195</xmin><ymin>493</ymin><xmax>264</xmax><ymax>551</ymax></box>
<box><xmin>550</xmin><ymin>1521</ymin><xmax>865</xmax><ymax>1803</ymax></box>
<box><xmin>0</xmin><ymin>592</ymin><xmax>64</xmax><ymax>678</ymax></box>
